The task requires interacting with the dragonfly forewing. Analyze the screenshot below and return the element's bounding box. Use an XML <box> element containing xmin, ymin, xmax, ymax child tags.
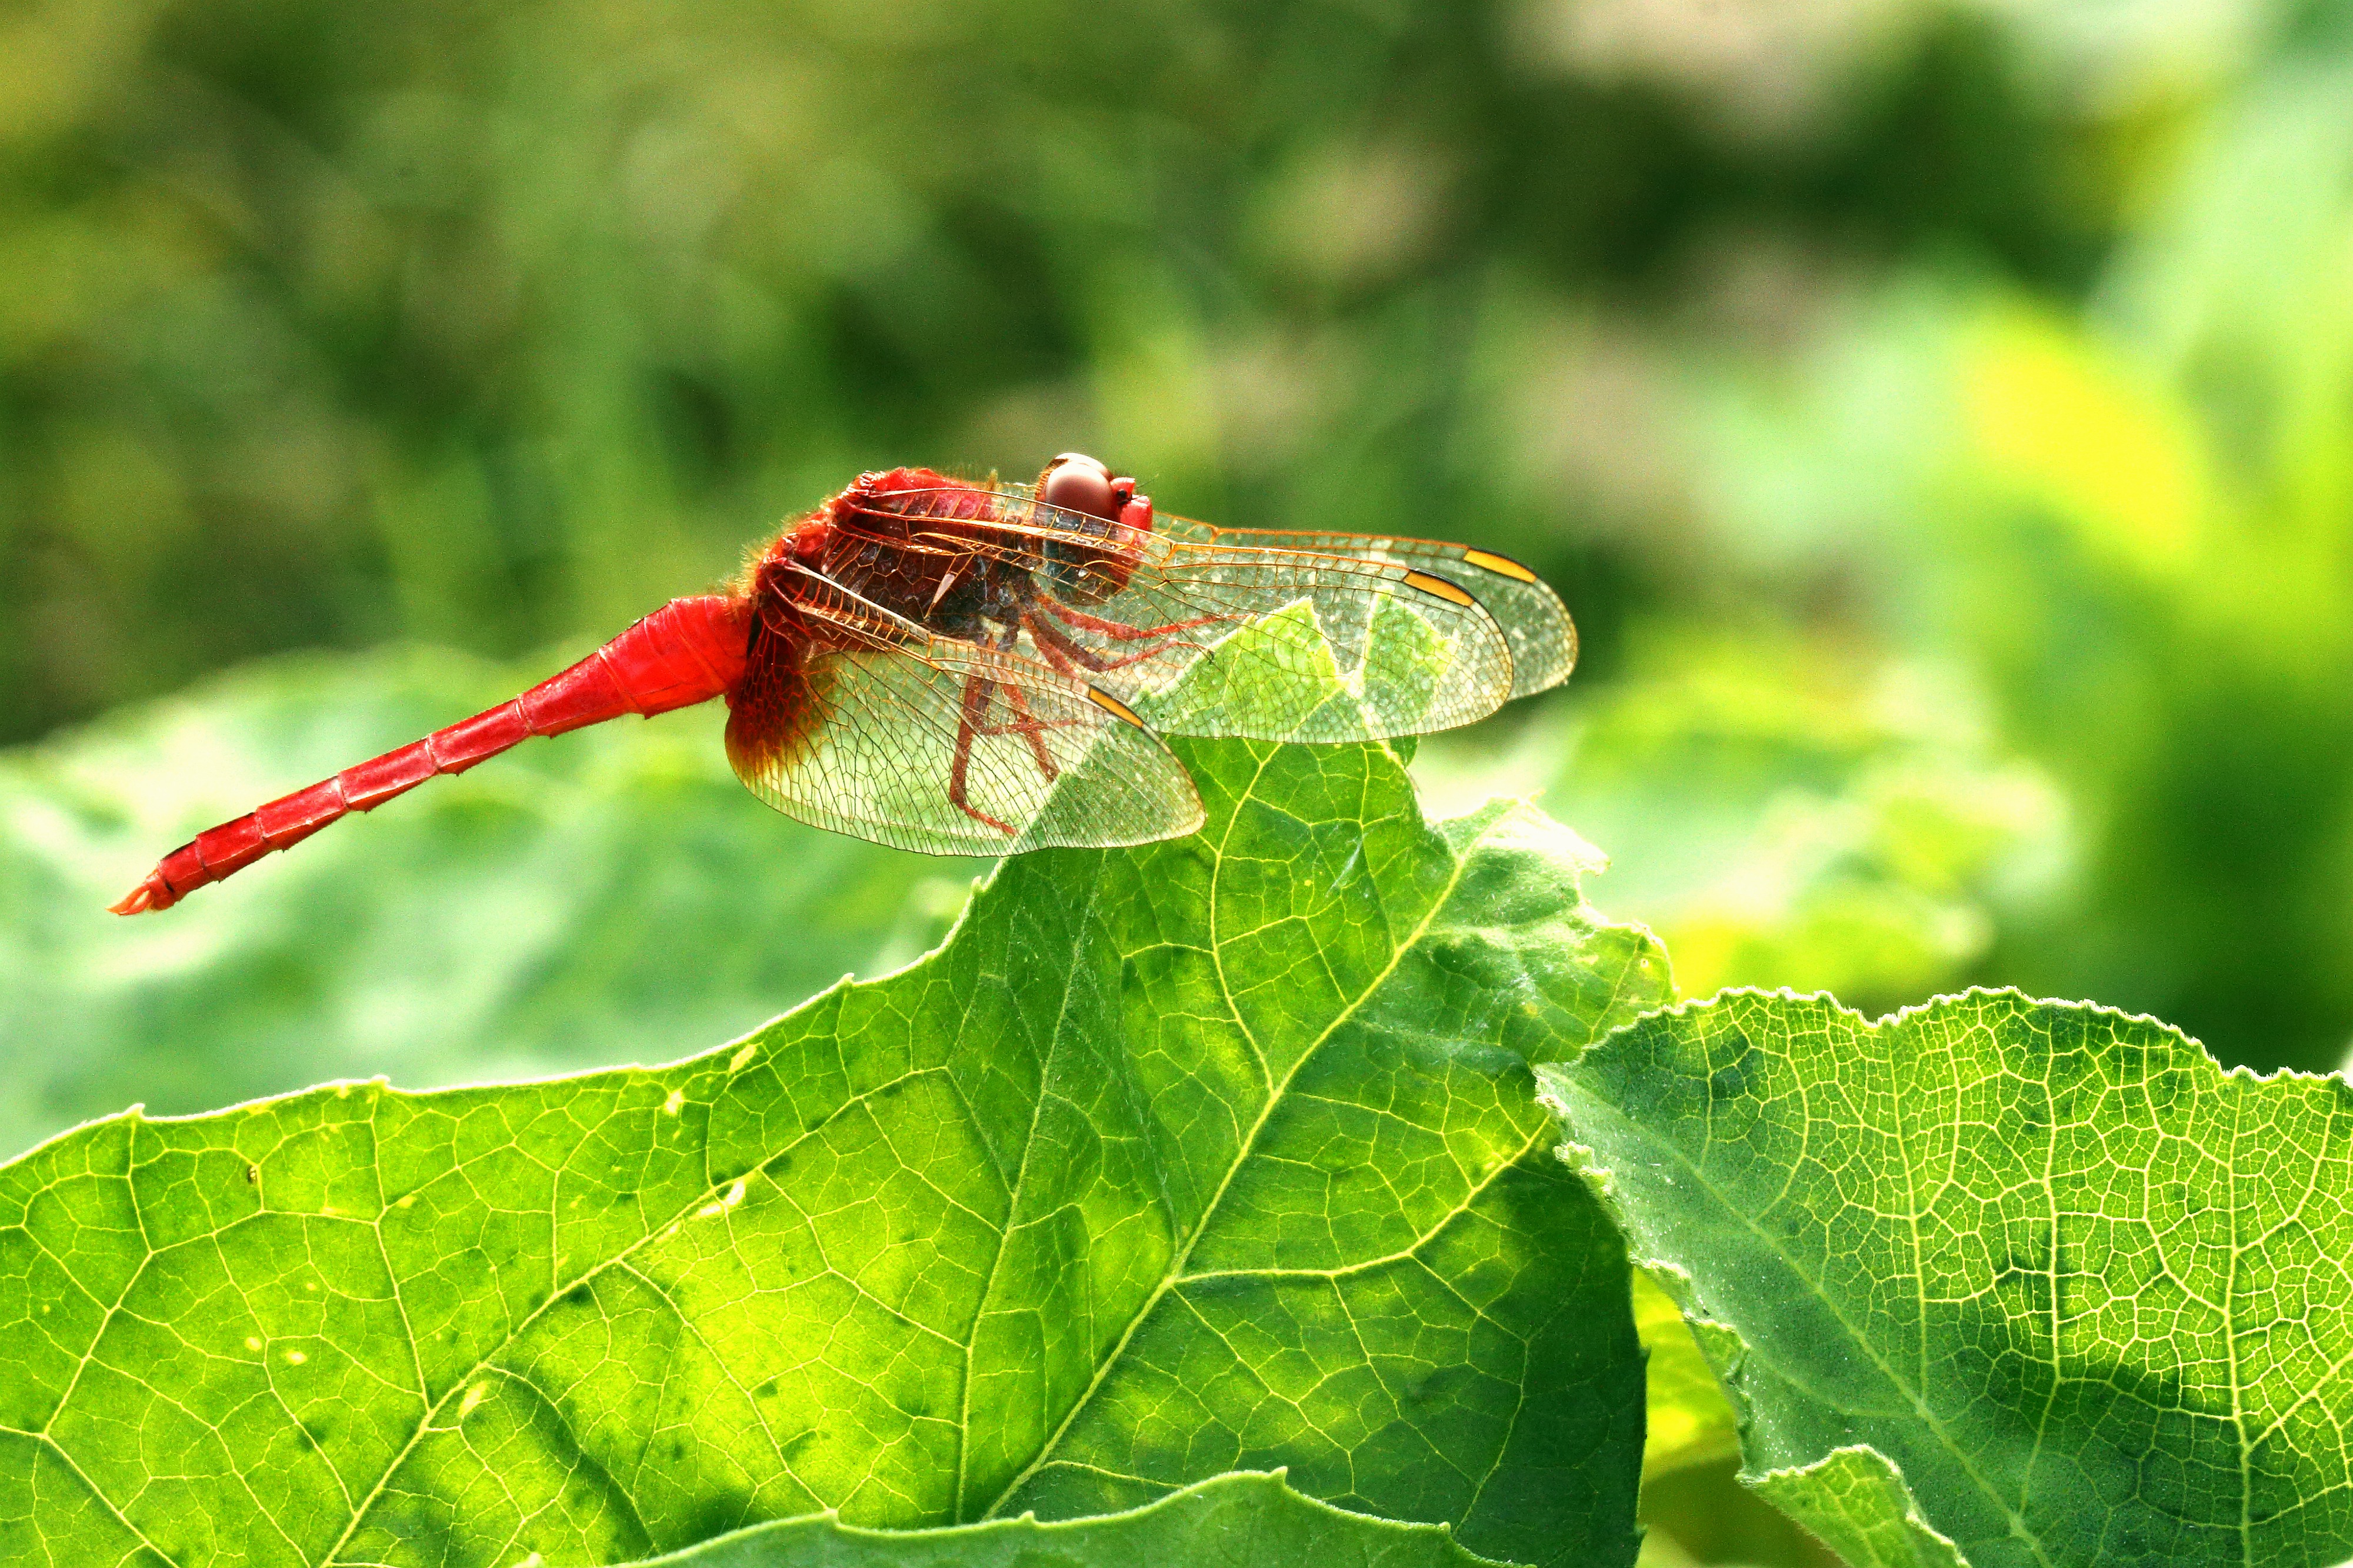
<box><xmin>1132</xmin><ymin>514</ymin><xmax>1576</xmax><ymax>701</ymax></box>
<box><xmin>862</xmin><ymin>489</ymin><xmax>1520</xmax><ymax>741</ymax></box>
<box><xmin>1054</xmin><ymin>541</ymin><xmax>1514</xmax><ymax>741</ymax></box>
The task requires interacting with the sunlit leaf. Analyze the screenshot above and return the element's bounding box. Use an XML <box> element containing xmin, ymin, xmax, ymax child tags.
<box><xmin>0</xmin><ymin>730</ymin><xmax>1667</xmax><ymax>1567</ymax></box>
<box><xmin>1746</xmin><ymin>1447</ymin><xmax>1961</xmax><ymax>1568</ymax></box>
<box><xmin>616</xmin><ymin>1470</ymin><xmax>1508</xmax><ymax>1567</ymax></box>
<box><xmin>1539</xmin><ymin>989</ymin><xmax>2353</xmax><ymax>1567</ymax></box>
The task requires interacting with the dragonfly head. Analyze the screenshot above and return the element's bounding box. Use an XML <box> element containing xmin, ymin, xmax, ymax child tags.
<box><xmin>1037</xmin><ymin>452</ymin><xmax>1152</xmax><ymax>603</ymax></box>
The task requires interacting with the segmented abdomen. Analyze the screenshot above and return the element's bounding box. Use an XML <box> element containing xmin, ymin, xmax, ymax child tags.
<box><xmin>112</xmin><ymin>595</ymin><xmax>750</xmax><ymax>913</ymax></box>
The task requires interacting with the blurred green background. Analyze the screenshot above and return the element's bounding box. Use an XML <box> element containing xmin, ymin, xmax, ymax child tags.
<box><xmin>13</xmin><ymin>0</ymin><xmax>2353</xmax><ymax>1122</ymax></box>
<box><xmin>8</xmin><ymin>0</ymin><xmax>2353</xmax><ymax>1559</ymax></box>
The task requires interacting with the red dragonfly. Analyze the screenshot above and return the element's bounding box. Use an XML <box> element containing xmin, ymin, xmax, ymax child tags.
<box><xmin>112</xmin><ymin>454</ymin><xmax>1574</xmax><ymax>913</ymax></box>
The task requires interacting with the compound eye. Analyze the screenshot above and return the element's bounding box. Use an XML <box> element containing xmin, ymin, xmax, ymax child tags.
<box><xmin>1041</xmin><ymin>453</ymin><xmax>1118</xmax><ymax>521</ymax></box>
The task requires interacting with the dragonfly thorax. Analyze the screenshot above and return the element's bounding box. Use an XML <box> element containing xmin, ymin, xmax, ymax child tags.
<box><xmin>761</xmin><ymin>469</ymin><xmax>1040</xmax><ymax>641</ymax></box>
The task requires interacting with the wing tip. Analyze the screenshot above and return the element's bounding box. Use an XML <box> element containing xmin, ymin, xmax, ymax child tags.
<box><xmin>1458</xmin><ymin>548</ymin><xmax>1541</xmax><ymax>585</ymax></box>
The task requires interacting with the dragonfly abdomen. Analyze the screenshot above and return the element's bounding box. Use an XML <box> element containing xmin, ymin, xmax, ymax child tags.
<box><xmin>111</xmin><ymin>595</ymin><xmax>749</xmax><ymax>914</ymax></box>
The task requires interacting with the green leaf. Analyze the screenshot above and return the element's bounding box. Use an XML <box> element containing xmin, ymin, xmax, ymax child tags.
<box><xmin>0</xmin><ymin>732</ymin><xmax>1667</xmax><ymax>1567</ymax></box>
<box><xmin>1747</xmin><ymin>1448</ymin><xmax>1961</xmax><ymax>1568</ymax></box>
<box><xmin>0</xmin><ymin>646</ymin><xmax>979</xmax><ymax>1160</ymax></box>
<box><xmin>617</xmin><ymin>1470</ymin><xmax>1508</xmax><ymax>1566</ymax></box>
<box><xmin>1537</xmin><ymin>989</ymin><xmax>2353</xmax><ymax>1568</ymax></box>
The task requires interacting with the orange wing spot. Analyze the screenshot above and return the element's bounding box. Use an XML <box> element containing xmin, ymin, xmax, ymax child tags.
<box><xmin>1084</xmin><ymin>687</ymin><xmax>1148</xmax><ymax>729</ymax></box>
<box><xmin>1459</xmin><ymin>549</ymin><xmax>1539</xmax><ymax>584</ymax></box>
<box><xmin>1401</xmin><ymin>569</ymin><xmax>1478</xmax><ymax>608</ymax></box>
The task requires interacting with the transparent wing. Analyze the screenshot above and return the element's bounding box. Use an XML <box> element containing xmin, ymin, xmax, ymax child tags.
<box><xmin>725</xmin><ymin>601</ymin><xmax>1203</xmax><ymax>856</ymax></box>
<box><xmin>849</xmin><ymin>483</ymin><xmax>1522</xmax><ymax>742</ymax></box>
<box><xmin>1140</xmin><ymin>517</ymin><xmax>1575</xmax><ymax>701</ymax></box>
<box><xmin>970</xmin><ymin>480</ymin><xmax>1574</xmax><ymax>701</ymax></box>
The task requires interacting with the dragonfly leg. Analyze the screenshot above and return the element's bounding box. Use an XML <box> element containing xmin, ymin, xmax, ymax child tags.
<box><xmin>964</xmin><ymin>623</ymin><xmax>1066</xmax><ymax>779</ymax></box>
<box><xmin>948</xmin><ymin>673</ymin><xmax>1019</xmax><ymax>836</ymax></box>
<box><xmin>994</xmin><ymin>681</ymin><xmax>1061</xmax><ymax>780</ymax></box>
<box><xmin>1024</xmin><ymin>609</ymin><xmax>1207</xmax><ymax>675</ymax></box>
<box><xmin>1026</xmin><ymin>619</ymin><xmax>1086</xmax><ymax>681</ymax></box>
<box><xmin>1038</xmin><ymin>595</ymin><xmax>1225</xmax><ymax>643</ymax></box>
